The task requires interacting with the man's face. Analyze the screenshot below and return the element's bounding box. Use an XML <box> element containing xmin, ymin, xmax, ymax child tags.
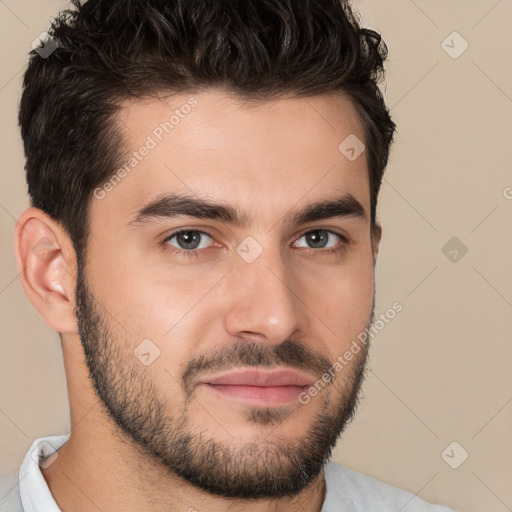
<box><xmin>75</xmin><ymin>90</ymin><xmax>379</xmax><ymax>498</ymax></box>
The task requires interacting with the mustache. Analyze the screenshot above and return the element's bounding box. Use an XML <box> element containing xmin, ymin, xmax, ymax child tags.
<box><xmin>181</xmin><ymin>339</ymin><xmax>332</xmax><ymax>396</ymax></box>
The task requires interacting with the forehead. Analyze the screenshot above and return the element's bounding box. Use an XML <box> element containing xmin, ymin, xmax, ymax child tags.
<box><xmin>93</xmin><ymin>89</ymin><xmax>370</xmax><ymax>228</ymax></box>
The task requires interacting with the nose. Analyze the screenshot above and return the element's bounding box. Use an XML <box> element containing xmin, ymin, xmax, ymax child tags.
<box><xmin>222</xmin><ymin>247</ymin><xmax>307</xmax><ymax>346</ymax></box>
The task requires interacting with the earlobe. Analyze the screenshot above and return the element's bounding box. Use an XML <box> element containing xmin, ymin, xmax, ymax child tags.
<box><xmin>14</xmin><ymin>207</ymin><xmax>78</xmax><ymax>334</ymax></box>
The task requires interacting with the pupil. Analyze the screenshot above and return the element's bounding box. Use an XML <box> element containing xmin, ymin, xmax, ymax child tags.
<box><xmin>307</xmin><ymin>230</ymin><xmax>327</xmax><ymax>248</ymax></box>
<box><xmin>178</xmin><ymin>231</ymin><xmax>200</xmax><ymax>249</ymax></box>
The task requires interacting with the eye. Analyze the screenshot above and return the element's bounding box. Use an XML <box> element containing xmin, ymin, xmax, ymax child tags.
<box><xmin>163</xmin><ymin>229</ymin><xmax>213</xmax><ymax>254</ymax></box>
<box><xmin>292</xmin><ymin>229</ymin><xmax>347</xmax><ymax>252</ymax></box>
<box><xmin>162</xmin><ymin>228</ymin><xmax>348</xmax><ymax>259</ymax></box>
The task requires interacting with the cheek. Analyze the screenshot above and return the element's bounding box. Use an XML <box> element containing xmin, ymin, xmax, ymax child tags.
<box><xmin>88</xmin><ymin>255</ymin><xmax>222</xmax><ymax>376</ymax></box>
<box><xmin>301</xmin><ymin>254</ymin><xmax>375</xmax><ymax>343</ymax></box>
<box><xmin>87</xmin><ymin>234</ymin><xmax>194</xmax><ymax>324</ymax></box>
<box><xmin>86</xmin><ymin>230</ymin><xmax>374</xmax><ymax>366</ymax></box>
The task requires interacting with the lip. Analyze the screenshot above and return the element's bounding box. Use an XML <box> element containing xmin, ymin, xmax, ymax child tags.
<box><xmin>197</xmin><ymin>368</ymin><xmax>315</xmax><ymax>407</ymax></box>
<box><xmin>199</xmin><ymin>368</ymin><xmax>315</xmax><ymax>387</ymax></box>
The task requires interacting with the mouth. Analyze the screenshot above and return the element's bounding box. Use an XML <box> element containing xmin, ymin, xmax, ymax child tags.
<box><xmin>198</xmin><ymin>368</ymin><xmax>314</xmax><ymax>407</ymax></box>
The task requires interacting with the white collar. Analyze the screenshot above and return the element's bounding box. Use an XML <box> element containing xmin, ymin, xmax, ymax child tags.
<box><xmin>19</xmin><ymin>433</ymin><xmax>70</xmax><ymax>512</ymax></box>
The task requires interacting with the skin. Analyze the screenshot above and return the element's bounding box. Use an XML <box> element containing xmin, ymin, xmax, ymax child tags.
<box><xmin>14</xmin><ymin>89</ymin><xmax>381</xmax><ymax>512</ymax></box>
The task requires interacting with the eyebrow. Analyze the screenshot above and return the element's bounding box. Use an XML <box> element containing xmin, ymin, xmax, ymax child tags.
<box><xmin>128</xmin><ymin>192</ymin><xmax>367</xmax><ymax>228</ymax></box>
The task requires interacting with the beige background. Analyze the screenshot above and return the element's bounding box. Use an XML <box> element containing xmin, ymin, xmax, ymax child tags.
<box><xmin>1</xmin><ymin>1</ymin><xmax>511</xmax><ymax>511</ymax></box>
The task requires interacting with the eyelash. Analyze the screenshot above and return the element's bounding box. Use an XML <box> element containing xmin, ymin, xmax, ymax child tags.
<box><xmin>161</xmin><ymin>228</ymin><xmax>349</xmax><ymax>259</ymax></box>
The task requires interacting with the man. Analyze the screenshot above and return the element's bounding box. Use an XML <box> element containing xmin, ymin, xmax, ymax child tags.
<box><xmin>0</xmin><ymin>0</ymin><xmax>455</xmax><ymax>510</ymax></box>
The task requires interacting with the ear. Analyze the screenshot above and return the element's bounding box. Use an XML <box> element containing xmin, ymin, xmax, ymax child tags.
<box><xmin>14</xmin><ymin>207</ymin><xmax>78</xmax><ymax>334</ymax></box>
<box><xmin>371</xmin><ymin>222</ymin><xmax>382</xmax><ymax>265</ymax></box>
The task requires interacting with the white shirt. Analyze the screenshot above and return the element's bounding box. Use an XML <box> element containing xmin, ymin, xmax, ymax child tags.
<box><xmin>0</xmin><ymin>434</ymin><xmax>456</xmax><ymax>511</ymax></box>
